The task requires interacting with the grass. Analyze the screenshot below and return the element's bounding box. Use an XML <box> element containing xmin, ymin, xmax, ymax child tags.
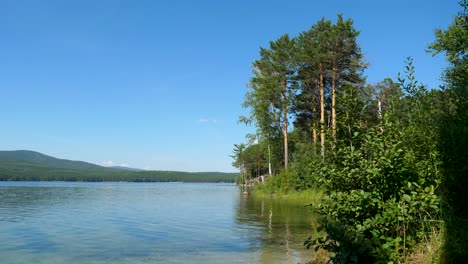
<box><xmin>252</xmin><ymin>183</ymin><xmax>324</xmax><ymax>204</ymax></box>
<box><xmin>407</xmin><ymin>224</ymin><xmax>445</xmax><ymax>264</ymax></box>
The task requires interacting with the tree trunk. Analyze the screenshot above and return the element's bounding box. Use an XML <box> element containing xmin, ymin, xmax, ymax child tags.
<box><xmin>377</xmin><ymin>99</ymin><xmax>384</xmax><ymax>132</ymax></box>
<box><xmin>332</xmin><ymin>62</ymin><xmax>337</xmax><ymax>149</ymax></box>
<box><xmin>319</xmin><ymin>63</ymin><xmax>325</xmax><ymax>159</ymax></box>
<box><xmin>313</xmin><ymin>125</ymin><xmax>317</xmax><ymax>155</ymax></box>
<box><xmin>283</xmin><ymin>80</ymin><xmax>289</xmax><ymax>170</ymax></box>
<box><xmin>268</xmin><ymin>144</ymin><xmax>272</xmax><ymax>175</ymax></box>
<box><xmin>312</xmin><ymin>82</ymin><xmax>318</xmax><ymax>156</ymax></box>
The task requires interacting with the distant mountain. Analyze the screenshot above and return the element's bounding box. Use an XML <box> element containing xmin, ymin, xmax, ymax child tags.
<box><xmin>0</xmin><ymin>150</ymin><xmax>238</xmax><ymax>182</ymax></box>
<box><xmin>0</xmin><ymin>150</ymin><xmax>110</xmax><ymax>171</ymax></box>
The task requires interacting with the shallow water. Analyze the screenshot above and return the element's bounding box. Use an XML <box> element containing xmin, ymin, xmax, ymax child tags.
<box><xmin>0</xmin><ymin>182</ymin><xmax>318</xmax><ymax>263</ymax></box>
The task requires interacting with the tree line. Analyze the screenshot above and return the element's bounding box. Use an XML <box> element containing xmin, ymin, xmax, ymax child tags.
<box><xmin>0</xmin><ymin>160</ymin><xmax>237</xmax><ymax>183</ymax></box>
<box><xmin>233</xmin><ymin>2</ymin><xmax>467</xmax><ymax>262</ymax></box>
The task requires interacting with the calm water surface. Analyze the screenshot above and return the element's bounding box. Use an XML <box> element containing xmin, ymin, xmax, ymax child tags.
<box><xmin>0</xmin><ymin>182</ymin><xmax>319</xmax><ymax>263</ymax></box>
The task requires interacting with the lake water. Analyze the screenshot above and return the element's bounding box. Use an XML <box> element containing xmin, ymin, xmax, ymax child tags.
<box><xmin>0</xmin><ymin>182</ymin><xmax>319</xmax><ymax>264</ymax></box>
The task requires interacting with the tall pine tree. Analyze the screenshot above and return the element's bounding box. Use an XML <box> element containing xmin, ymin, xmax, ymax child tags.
<box><xmin>242</xmin><ymin>34</ymin><xmax>297</xmax><ymax>171</ymax></box>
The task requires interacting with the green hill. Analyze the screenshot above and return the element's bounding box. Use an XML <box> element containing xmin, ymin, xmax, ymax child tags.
<box><xmin>0</xmin><ymin>150</ymin><xmax>112</xmax><ymax>171</ymax></box>
<box><xmin>0</xmin><ymin>150</ymin><xmax>237</xmax><ymax>182</ymax></box>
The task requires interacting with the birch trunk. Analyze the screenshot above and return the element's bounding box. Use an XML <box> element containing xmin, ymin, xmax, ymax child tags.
<box><xmin>319</xmin><ymin>63</ymin><xmax>325</xmax><ymax>159</ymax></box>
<box><xmin>282</xmin><ymin>79</ymin><xmax>289</xmax><ymax>170</ymax></box>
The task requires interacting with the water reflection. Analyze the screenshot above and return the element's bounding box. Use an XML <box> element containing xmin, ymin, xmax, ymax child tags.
<box><xmin>236</xmin><ymin>189</ymin><xmax>319</xmax><ymax>263</ymax></box>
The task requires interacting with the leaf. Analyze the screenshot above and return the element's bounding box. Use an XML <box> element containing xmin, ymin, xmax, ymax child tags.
<box><xmin>403</xmin><ymin>194</ymin><xmax>411</xmax><ymax>202</ymax></box>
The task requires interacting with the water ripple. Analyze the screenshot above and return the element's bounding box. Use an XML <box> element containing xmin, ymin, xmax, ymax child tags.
<box><xmin>0</xmin><ymin>182</ymin><xmax>316</xmax><ymax>263</ymax></box>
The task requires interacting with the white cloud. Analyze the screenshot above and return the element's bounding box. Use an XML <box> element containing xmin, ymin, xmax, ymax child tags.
<box><xmin>101</xmin><ymin>161</ymin><xmax>130</xmax><ymax>167</ymax></box>
<box><xmin>101</xmin><ymin>160</ymin><xmax>116</xmax><ymax>167</ymax></box>
<box><xmin>198</xmin><ymin>118</ymin><xmax>218</xmax><ymax>123</ymax></box>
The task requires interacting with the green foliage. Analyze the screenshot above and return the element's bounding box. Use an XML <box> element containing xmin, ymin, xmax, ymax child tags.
<box><xmin>254</xmin><ymin>170</ymin><xmax>297</xmax><ymax>194</ymax></box>
<box><xmin>428</xmin><ymin>1</ymin><xmax>468</xmax><ymax>262</ymax></box>
<box><xmin>235</xmin><ymin>8</ymin><xmax>468</xmax><ymax>262</ymax></box>
<box><xmin>316</xmin><ymin>186</ymin><xmax>440</xmax><ymax>262</ymax></box>
<box><xmin>305</xmin><ymin>220</ymin><xmax>379</xmax><ymax>263</ymax></box>
<box><xmin>300</xmin><ymin>59</ymin><xmax>442</xmax><ymax>262</ymax></box>
<box><xmin>230</xmin><ymin>136</ymin><xmax>276</xmax><ymax>181</ymax></box>
<box><xmin>289</xmin><ymin>142</ymin><xmax>322</xmax><ymax>191</ymax></box>
<box><xmin>428</xmin><ymin>0</ymin><xmax>467</xmax><ymax>91</ymax></box>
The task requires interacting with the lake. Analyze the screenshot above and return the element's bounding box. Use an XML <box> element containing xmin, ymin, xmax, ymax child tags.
<box><xmin>0</xmin><ymin>182</ymin><xmax>319</xmax><ymax>264</ymax></box>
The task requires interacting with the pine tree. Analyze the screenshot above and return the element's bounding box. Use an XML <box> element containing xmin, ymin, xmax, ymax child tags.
<box><xmin>241</xmin><ymin>34</ymin><xmax>297</xmax><ymax>171</ymax></box>
<box><xmin>330</xmin><ymin>14</ymin><xmax>365</xmax><ymax>147</ymax></box>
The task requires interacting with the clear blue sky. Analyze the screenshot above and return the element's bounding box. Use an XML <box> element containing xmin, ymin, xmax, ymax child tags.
<box><xmin>0</xmin><ymin>0</ymin><xmax>459</xmax><ymax>172</ymax></box>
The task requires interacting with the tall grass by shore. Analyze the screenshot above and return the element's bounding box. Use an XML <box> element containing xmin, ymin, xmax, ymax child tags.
<box><xmin>252</xmin><ymin>183</ymin><xmax>324</xmax><ymax>204</ymax></box>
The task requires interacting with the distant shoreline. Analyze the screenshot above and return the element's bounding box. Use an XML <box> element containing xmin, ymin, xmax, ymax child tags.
<box><xmin>0</xmin><ymin>180</ymin><xmax>236</xmax><ymax>183</ymax></box>
<box><xmin>0</xmin><ymin>150</ymin><xmax>238</xmax><ymax>183</ymax></box>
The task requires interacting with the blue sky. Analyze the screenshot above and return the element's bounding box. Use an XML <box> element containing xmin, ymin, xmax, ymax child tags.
<box><xmin>0</xmin><ymin>0</ymin><xmax>459</xmax><ymax>172</ymax></box>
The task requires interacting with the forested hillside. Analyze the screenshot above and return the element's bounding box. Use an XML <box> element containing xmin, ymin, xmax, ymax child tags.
<box><xmin>0</xmin><ymin>150</ymin><xmax>110</xmax><ymax>171</ymax></box>
<box><xmin>0</xmin><ymin>151</ymin><xmax>237</xmax><ymax>183</ymax></box>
